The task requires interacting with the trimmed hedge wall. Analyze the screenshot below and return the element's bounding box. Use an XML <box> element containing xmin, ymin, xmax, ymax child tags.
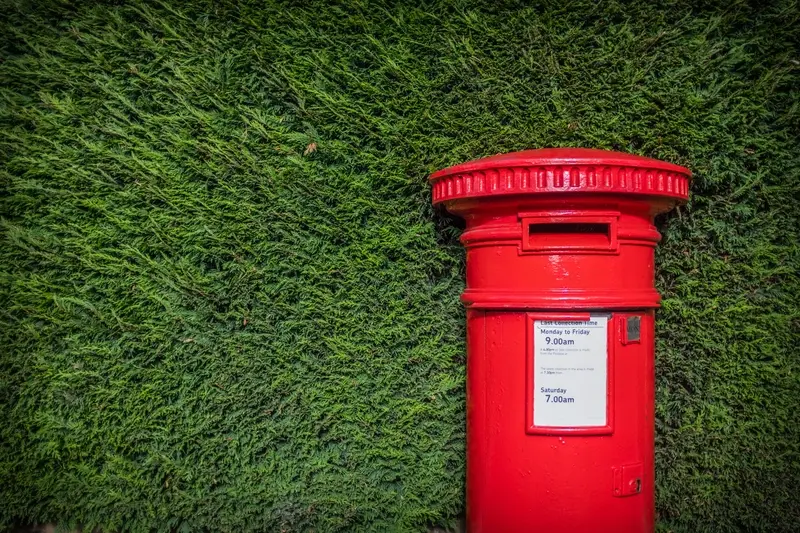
<box><xmin>1</xmin><ymin>1</ymin><xmax>798</xmax><ymax>532</ymax></box>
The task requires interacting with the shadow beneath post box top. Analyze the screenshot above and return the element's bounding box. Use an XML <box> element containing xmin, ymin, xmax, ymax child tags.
<box><xmin>431</xmin><ymin>207</ymin><xmax>466</xmax><ymax>249</ymax></box>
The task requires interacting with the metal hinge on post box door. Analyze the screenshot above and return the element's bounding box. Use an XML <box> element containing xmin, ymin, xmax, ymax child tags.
<box><xmin>613</xmin><ymin>463</ymin><xmax>643</xmax><ymax>497</ymax></box>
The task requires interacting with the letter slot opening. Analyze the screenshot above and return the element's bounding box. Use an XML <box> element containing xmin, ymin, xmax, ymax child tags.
<box><xmin>529</xmin><ymin>222</ymin><xmax>609</xmax><ymax>247</ymax></box>
<box><xmin>521</xmin><ymin>216</ymin><xmax>619</xmax><ymax>253</ymax></box>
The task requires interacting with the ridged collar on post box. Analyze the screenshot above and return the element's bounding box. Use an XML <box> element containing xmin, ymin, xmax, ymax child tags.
<box><xmin>430</xmin><ymin>148</ymin><xmax>692</xmax><ymax>205</ymax></box>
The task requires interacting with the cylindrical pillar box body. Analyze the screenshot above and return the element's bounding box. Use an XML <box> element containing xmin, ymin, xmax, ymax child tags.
<box><xmin>430</xmin><ymin>149</ymin><xmax>691</xmax><ymax>533</ymax></box>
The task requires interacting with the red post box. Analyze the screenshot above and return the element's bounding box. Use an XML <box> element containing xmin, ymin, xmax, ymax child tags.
<box><xmin>430</xmin><ymin>148</ymin><xmax>691</xmax><ymax>533</ymax></box>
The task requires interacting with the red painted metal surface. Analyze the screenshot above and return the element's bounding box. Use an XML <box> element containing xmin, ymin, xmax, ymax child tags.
<box><xmin>430</xmin><ymin>148</ymin><xmax>691</xmax><ymax>533</ymax></box>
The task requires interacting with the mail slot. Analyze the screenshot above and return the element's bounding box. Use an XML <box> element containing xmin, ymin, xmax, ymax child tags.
<box><xmin>430</xmin><ymin>148</ymin><xmax>691</xmax><ymax>533</ymax></box>
<box><xmin>522</xmin><ymin>214</ymin><xmax>618</xmax><ymax>253</ymax></box>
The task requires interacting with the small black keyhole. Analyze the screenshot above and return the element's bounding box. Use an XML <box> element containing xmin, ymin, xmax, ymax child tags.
<box><xmin>634</xmin><ymin>478</ymin><xmax>641</xmax><ymax>493</ymax></box>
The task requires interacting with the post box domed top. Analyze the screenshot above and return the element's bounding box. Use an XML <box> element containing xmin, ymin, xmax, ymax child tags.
<box><xmin>430</xmin><ymin>147</ymin><xmax>691</xmax><ymax>205</ymax></box>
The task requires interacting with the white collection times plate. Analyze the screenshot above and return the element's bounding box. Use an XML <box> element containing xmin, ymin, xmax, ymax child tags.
<box><xmin>533</xmin><ymin>317</ymin><xmax>609</xmax><ymax>428</ymax></box>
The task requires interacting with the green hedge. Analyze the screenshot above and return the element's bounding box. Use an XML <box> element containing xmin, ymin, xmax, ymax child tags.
<box><xmin>1</xmin><ymin>1</ymin><xmax>798</xmax><ymax>531</ymax></box>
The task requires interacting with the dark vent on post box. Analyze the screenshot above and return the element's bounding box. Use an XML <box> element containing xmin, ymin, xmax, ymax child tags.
<box><xmin>528</xmin><ymin>222</ymin><xmax>611</xmax><ymax>249</ymax></box>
